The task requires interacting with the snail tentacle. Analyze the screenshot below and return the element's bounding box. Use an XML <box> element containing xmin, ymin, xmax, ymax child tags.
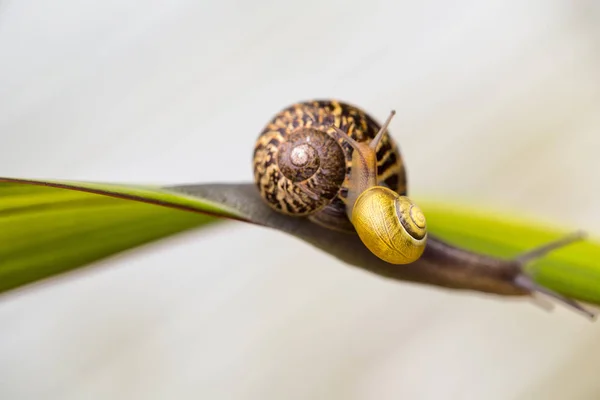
<box><xmin>514</xmin><ymin>230</ymin><xmax>587</xmax><ymax>264</ymax></box>
<box><xmin>511</xmin><ymin>231</ymin><xmax>596</xmax><ymax>318</ymax></box>
<box><xmin>369</xmin><ymin>109</ymin><xmax>396</xmax><ymax>150</ymax></box>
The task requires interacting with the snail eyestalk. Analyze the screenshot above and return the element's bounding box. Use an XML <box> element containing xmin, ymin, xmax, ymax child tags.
<box><xmin>513</xmin><ymin>231</ymin><xmax>596</xmax><ymax>319</ymax></box>
<box><xmin>515</xmin><ymin>230</ymin><xmax>587</xmax><ymax>264</ymax></box>
<box><xmin>369</xmin><ymin>109</ymin><xmax>396</xmax><ymax>150</ymax></box>
<box><xmin>330</xmin><ymin>109</ymin><xmax>396</xmax><ymax>215</ymax></box>
<box><xmin>331</xmin><ymin>110</ymin><xmax>427</xmax><ymax>264</ymax></box>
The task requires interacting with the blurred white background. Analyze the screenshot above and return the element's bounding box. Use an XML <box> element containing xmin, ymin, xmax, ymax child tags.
<box><xmin>1</xmin><ymin>1</ymin><xmax>600</xmax><ymax>399</ymax></box>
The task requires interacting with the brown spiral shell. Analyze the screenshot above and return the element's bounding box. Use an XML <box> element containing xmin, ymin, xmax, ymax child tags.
<box><xmin>253</xmin><ymin>100</ymin><xmax>406</xmax><ymax>232</ymax></box>
<box><xmin>254</xmin><ymin>126</ymin><xmax>346</xmax><ymax>215</ymax></box>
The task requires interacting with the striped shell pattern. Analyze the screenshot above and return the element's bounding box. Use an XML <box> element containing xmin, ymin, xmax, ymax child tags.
<box><xmin>253</xmin><ymin>100</ymin><xmax>406</xmax><ymax>232</ymax></box>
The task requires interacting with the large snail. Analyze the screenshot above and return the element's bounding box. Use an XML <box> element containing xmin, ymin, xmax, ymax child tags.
<box><xmin>253</xmin><ymin>100</ymin><xmax>427</xmax><ymax>264</ymax></box>
<box><xmin>251</xmin><ymin>99</ymin><xmax>594</xmax><ymax>317</ymax></box>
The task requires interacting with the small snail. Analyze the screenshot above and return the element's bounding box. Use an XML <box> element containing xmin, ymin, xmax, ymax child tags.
<box><xmin>253</xmin><ymin>100</ymin><xmax>427</xmax><ymax>264</ymax></box>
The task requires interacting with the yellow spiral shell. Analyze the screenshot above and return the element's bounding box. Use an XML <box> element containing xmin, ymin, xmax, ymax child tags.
<box><xmin>351</xmin><ymin>186</ymin><xmax>427</xmax><ymax>264</ymax></box>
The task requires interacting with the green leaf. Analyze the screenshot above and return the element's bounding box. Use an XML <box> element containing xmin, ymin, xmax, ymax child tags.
<box><xmin>0</xmin><ymin>180</ymin><xmax>222</xmax><ymax>294</ymax></box>
<box><xmin>0</xmin><ymin>178</ymin><xmax>598</xmax><ymax>312</ymax></box>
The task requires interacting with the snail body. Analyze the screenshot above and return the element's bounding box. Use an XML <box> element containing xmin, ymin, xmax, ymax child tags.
<box><xmin>253</xmin><ymin>100</ymin><xmax>426</xmax><ymax>264</ymax></box>
<box><xmin>249</xmin><ymin>100</ymin><xmax>593</xmax><ymax>317</ymax></box>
